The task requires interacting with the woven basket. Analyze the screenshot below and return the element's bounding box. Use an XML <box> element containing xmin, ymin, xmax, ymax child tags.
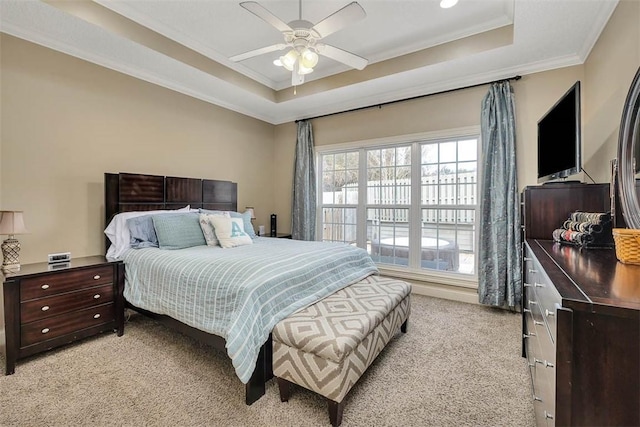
<box><xmin>612</xmin><ymin>228</ymin><xmax>640</xmax><ymax>265</ymax></box>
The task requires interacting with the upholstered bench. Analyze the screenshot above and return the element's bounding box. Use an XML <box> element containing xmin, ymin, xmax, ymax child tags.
<box><xmin>272</xmin><ymin>275</ymin><xmax>411</xmax><ymax>426</ymax></box>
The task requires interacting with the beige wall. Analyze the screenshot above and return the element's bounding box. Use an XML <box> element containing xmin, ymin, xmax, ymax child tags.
<box><xmin>0</xmin><ymin>34</ymin><xmax>275</xmax><ymax>264</ymax></box>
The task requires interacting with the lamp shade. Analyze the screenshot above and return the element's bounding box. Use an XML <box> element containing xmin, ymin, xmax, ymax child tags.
<box><xmin>0</xmin><ymin>211</ymin><xmax>28</xmax><ymax>235</ymax></box>
<box><xmin>300</xmin><ymin>49</ymin><xmax>318</xmax><ymax>69</ymax></box>
<box><xmin>245</xmin><ymin>207</ymin><xmax>256</xmax><ymax>220</ymax></box>
<box><xmin>280</xmin><ymin>49</ymin><xmax>298</xmax><ymax>71</ymax></box>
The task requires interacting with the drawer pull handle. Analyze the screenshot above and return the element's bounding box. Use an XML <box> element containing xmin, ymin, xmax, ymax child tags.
<box><xmin>93</xmin><ymin>275</ymin><xmax>101</xmax><ymax>280</ymax></box>
<box><xmin>523</xmin><ymin>332</ymin><xmax>536</xmax><ymax>339</ymax></box>
<box><xmin>524</xmin><ymin>257</ymin><xmax>532</xmax><ymax>262</ymax></box>
<box><xmin>93</xmin><ymin>294</ymin><xmax>101</xmax><ymax>299</ymax></box>
<box><xmin>93</xmin><ymin>314</ymin><xmax>101</xmax><ymax>319</ymax></box>
<box><xmin>534</xmin><ymin>282</ymin><xmax>545</xmax><ymax>288</ymax></box>
<box><xmin>523</xmin><ymin>283</ymin><xmax>532</xmax><ymax>288</ymax></box>
<box><xmin>534</xmin><ymin>396</ymin><xmax>542</xmax><ymax>402</ymax></box>
<box><xmin>534</xmin><ymin>320</ymin><xmax>544</xmax><ymax>326</ymax></box>
<box><xmin>544</xmin><ymin>411</ymin><xmax>554</xmax><ymax>420</ymax></box>
<box><xmin>41</xmin><ymin>284</ymin><xmax>50</xmax><ymax>290</ymax></box>
<box><xmin>528</xmin><ymin>268</ymin><xmax>537</xmax><ymax>274</ymax></box>
<box><xmin>523</xmin><ymin>308</ymin><xmax>532</xmax><ymax>314</ymax></box>
<box><xmin>41</xmin><ymin>306</ymin><xmax>50</xmax><ymax>311</ymax></box>
<box><xmin>528</xmin><ymin>300</ymin><xmax>538</xmax><ymax>305</ymax></box>
<box><xmin>528</xmin><ymin>362</ymin><xmax>535</xmax><ymax>368</ymax></box>
<box><xmin>545</xmin><ymin>361</ymin><xmax>555</xmax><ymax>368</ymax></box>
<box><xmin>41</xmin><ymin>328</ymin><xmax>50</xmax><ymax>334</ymax></box>
<box><xmin>545</xmin><ymin>309</ymin><xmax>555</xmax><ymax>317</ymax></box>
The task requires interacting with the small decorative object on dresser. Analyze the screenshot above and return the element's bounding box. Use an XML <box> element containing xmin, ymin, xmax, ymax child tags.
<box><xmin>0</xmin><ymin>211</ymin><xmax>29</xmax><ymax>272</ymax></box>
<box><xmin>1</xmin><ymin>256</ymin><xmax>125</xmax><ymax>375</ymax></box>
<box><xmin>551</xmin><ymin>211</ymin><xmax>614</xmax><ymax>248</ymax></box>
<box><xmin>612</xmin><ymin>228</ymin><xmax>640</xmax><ymax>264</ymax></box>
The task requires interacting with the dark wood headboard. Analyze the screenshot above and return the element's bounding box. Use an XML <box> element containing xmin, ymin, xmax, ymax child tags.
<box><xmin>104</xmin><ymin>171</ymin><xmax>238</xmax><ymax>229</ymax></box>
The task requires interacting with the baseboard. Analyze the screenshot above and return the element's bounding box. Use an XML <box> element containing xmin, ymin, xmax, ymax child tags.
<box><xmin>408</xmin><ymin>280</ymin><xmax>479</xmax><ymax>304</ymax></box>
<box><xmin>379</xmin><ymin>274</ymin><xmax>479</xmax><ymax>305</ymax></box>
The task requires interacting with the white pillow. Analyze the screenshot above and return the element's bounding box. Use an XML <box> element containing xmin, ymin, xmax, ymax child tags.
<box><xmin>199</xmin><ymin>212</ymin><xmax>230</xmax><ymax>246</ymax></box>
<box><xmin>104</xmin><ymin>206</ymin><xmax>190</xmax><ymax>260</ymax></box>
<box><xmin>209</xmin><ymin>216</ymin><xmax>253</xmax><ymax>248</ymax></box>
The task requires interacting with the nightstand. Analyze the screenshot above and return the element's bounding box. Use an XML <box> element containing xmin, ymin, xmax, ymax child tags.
<box><xmin>1</xmin><ymin>256</ymin><xmax>124</xmax><ymax>375</ymax></box>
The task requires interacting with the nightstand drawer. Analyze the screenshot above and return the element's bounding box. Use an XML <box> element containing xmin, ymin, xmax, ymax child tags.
<box><xmin>20</xmin><ymin>265</ymin><xmax>114</xmax><ymax>301</ymax></box>
<box><xmin>20</xmin><ymin>284</ymin><xmax>114</xmax><ymax>323</ymax></box>
<box><xmin>21</xmin><ymin>303</ymin><xmax>115</xmax><ymax>347</ymax></box>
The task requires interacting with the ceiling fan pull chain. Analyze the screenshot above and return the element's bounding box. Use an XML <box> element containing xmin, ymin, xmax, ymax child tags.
<box><xmin>299</xmin><ymin>0</ymin><xmax>302</xmax><ymax>20</ymax></box>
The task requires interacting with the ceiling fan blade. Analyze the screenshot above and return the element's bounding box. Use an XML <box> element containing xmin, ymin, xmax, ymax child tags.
<box><xmin>240</xmin><ymin>2</ymin><xmax>292</xmax><ymax>33</ymax></box>
<box><xmin>316</xmin><ymin>43</ymin><xmax>368</xmax><ymax>70</ymax></box>
<box><xmin>230</xmin><ymin>43</ymin><xmax>287</xmax><ymax>62</ymax></box>
<box><xmin>312</xmin><ymin>2</ymin><xmax>366</xmax><ymax>38</ymax></box>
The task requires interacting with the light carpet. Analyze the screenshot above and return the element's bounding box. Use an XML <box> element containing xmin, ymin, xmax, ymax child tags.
<box><xmin>0</xmin><ymin>294</ymin><xmax>535</xmax><ymax>426</ymax></box>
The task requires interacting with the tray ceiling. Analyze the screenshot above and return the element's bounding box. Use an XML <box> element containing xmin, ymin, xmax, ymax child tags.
<box><xmin>0</xmin><ymin>0</ymin><xmax>619</xmax><ymax>124</ymax></box>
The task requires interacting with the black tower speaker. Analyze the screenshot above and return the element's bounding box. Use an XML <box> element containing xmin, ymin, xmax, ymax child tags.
<box><xmin>270</xmin><ymin>214</ymin><xmax>277</xmax><ymax>237</ymax></box>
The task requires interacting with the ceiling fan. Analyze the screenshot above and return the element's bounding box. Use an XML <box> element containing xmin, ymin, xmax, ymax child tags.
<box><xmin>230</xmin><ymin>1</ymin><xmax>369</xmax><ymax>86</ymax></box>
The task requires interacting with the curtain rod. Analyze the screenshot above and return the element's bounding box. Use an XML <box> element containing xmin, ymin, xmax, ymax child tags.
<box><xmin>296</xmin><ymin>75</ymin><xmax>522</xmax><ymax>123</ymax></box>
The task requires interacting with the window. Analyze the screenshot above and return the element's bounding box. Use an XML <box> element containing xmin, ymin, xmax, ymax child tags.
<box><xmin>317</xmin><ymin>130</ymin><xmax>478</xmax><ymax>277</ymax></box>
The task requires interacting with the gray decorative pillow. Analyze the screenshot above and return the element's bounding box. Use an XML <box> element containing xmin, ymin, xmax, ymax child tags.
<box><xmin>199</xmin><ymin>212</ymin><xmax>230</xmax><ymax>246</ymax></box>
<box><xmin>152</xmin><ymin>213</ymin><xmax>206</xmax><ymax>250</ymax></box>
<box><xmin>127</xmin><ymin>214</ymin><xmax>159</xmax><ymax>249</ymax></box>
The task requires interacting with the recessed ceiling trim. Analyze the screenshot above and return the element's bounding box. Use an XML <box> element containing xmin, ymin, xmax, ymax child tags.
<box><xmin>42</xmin><ymin>0</ymin><xmax>276</xmax><ymax>101</ymax></box>
<box><xmin>0</xmin><ymin>25</ymin><xmax>278</xmax><ymax>124</ymax></box>
<box><xmin>365</xmin><ymin>15</ymin><xmax>514</xmax><ymax>64</ymax></box>
<box><xmin>272</xmin><ymin>55</ymin><xmax>587</xmax><ymax>125</ymax></box>
<box><xmin>94</xmin><ymin>0</ymin><xmax>278</xmax><ymax>90</ymax></box>
<box><xmin>576</xmin><ymin>0</ymin><xmax>619</xmax><ymax>61</ymax></box>
<box><xmin>274</xmin><ymin>24</ymin><xmax>514</xmax><ymax>102</ymax></box>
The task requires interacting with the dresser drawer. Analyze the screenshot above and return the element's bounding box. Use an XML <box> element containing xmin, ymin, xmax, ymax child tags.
<box><xmin>20</xmin><ymin>284</ymin><xmax>114</xmax><ymax>323</ymax></box>
<box><xmin>533</xmin><ymin>284</ymin><xmax>561</xmax><ymax>344</ymax></box>
<box><xmin>20</xmin><ymin>265</ymin><xmax>114</xmax><ymax>302</ymax></box>
<box><xmin>528</xmin><ymin>255</ymin><xmax>561</xmax><ymax>344</ymax></box>
<box><xmin>21</xmin><ymin>303</ymin><xmax>115</xmax><ymax>347</ymax></box>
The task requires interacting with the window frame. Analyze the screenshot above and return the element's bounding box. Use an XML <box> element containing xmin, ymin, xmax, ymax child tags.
<box><xmin>315</xmin><ymin>126</ymin><xmax>481</xmax><ymax>288</ymax></box>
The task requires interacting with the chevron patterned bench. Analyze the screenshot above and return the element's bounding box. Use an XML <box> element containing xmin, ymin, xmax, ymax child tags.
<box><xmin>272</xmin><ymin>275</ymin><xmax>411</xmax><ymax>426</ymax></box>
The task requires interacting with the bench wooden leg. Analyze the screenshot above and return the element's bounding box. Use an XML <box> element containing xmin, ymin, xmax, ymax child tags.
<box><xmin>401</xmin><ymin>319</ymin><xmax>408</xmax><ymax>333</ymax></box>
<box><xmin>328</xmin><ymin>399</ymin><xmax>344</xmax><ymax>427</ymax></box>
<box><xmin>277</xmin><ymin>377</ymin><xmax>291</xmax><ymax>402</ymax></box>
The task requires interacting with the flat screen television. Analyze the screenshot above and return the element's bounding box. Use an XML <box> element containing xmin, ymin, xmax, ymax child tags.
<box><xmin>537</xmin><ymin>81</ymin><xmax>582</xmax><ymax>183</ymax></box>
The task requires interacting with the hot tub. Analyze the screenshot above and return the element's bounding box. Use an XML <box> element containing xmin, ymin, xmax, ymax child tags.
<box><xmin>370</xmin><ymin>236</ymin><xmax>460</xmax><ymax>271</ymax></box>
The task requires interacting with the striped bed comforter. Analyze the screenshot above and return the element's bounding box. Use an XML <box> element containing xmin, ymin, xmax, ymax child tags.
<box><xmin>122</xmin><ymin>237</ymin><xmax>378</xmax><ymax>384</ymax></box>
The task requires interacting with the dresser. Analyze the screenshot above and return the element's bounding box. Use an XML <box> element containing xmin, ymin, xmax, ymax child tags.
<box><xmin>522</xmin><ymin>184</ymin><xmax>640</xmax><ymax>426</ymax></box>
<box><xmin>1</xmin><ymin>256</ymin><xmax>125</xmax><ymax>374</ymax></box>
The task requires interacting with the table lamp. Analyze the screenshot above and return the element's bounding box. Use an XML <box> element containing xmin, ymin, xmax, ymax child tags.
<box><xmin>0</xmin><ymin>211</ymin><xmax>29</xmax><ymax>272</ymax></box>
<box><xmin>245</xmin><ymin>207</ymin><xmax>256</xmax><ymax>234</ymax></box>
<box><xmin>245</xmin><ymin>207</ymin><xmax>256</xmax><ymax>221</ymax></box>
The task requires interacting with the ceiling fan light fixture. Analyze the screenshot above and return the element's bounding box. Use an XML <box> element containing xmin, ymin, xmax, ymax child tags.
<box><xmin>298</xmin><ymin>63</ymin><xmax>314</xmax><ymax>75</ymax></box>
<box><xmin>440</xmin><ymin>0</ymin><xmax>458</xmax><ymax>9</ymax></box>
<box><xmin>300</xmin><ymin>48</ymin><xmax>319</xmax><ymax>68</ymax></box>
<box><xmin>234</xmin><ymin>1</ymin><xmax>369</xmax><ymax>89</ymax></box>
<box><xmin>280</xmin><ymin>49</ymin><xmax>298</xmax><ymax>71</ymax></box>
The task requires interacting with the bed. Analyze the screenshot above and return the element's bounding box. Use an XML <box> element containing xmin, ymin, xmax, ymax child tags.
<box><xmin>104</xmin><ymin>172</ymin><xmax>378</xmax><ymax>405</ymax></box>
